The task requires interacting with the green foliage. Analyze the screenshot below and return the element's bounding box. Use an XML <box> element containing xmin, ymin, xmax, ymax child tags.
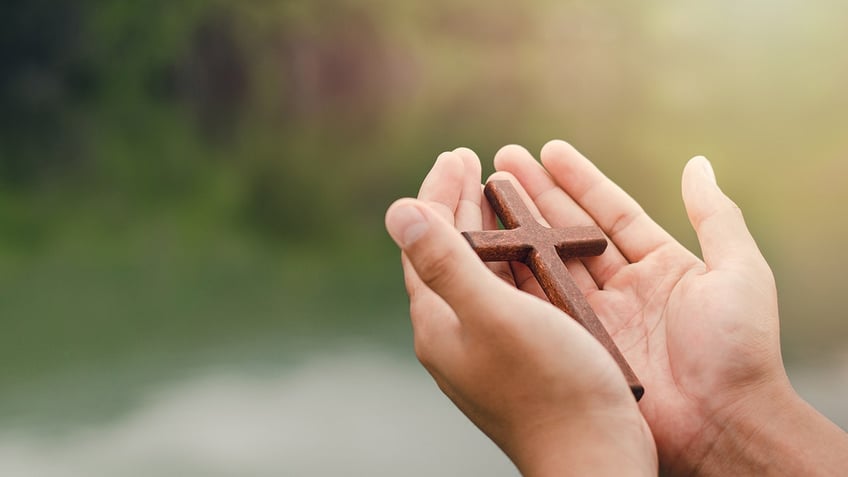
<box><xmin>3</xmin><ymin>0</ymin><xmax>848</xmax><ymax>421</ymax></box>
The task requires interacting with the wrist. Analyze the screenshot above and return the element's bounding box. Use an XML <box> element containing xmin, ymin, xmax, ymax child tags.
<box><xmin>509</xmin><ymin>406</ymin><xmax>657</xmax><ymax>477</ymax></box>
<box><xmin>671</xmin><ymin>379</ymin><xmax>848</xmax><ymax>477</ymax></box>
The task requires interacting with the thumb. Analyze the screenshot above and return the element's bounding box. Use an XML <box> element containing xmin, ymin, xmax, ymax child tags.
<box><xmin>681</xmin><ymin>156</ymin><xmax>765</xmax><ymax>272</ymax></box>
<box><xmin>385</xmin><ymin>198</ymin><xmax>503</xmax><ymax>319</ymax></box>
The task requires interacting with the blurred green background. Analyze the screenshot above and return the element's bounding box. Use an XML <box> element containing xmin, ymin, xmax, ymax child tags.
<box><xmin>2</xmin><ymin>0</ymin><xmax>847</xmax><ymax>474</ymax></box>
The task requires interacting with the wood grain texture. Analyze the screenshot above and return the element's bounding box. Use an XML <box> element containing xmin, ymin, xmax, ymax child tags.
<box><xmin>463</xmin><ymin>180</ymin><xmax>644</xmax><ymax>401</ymax></box>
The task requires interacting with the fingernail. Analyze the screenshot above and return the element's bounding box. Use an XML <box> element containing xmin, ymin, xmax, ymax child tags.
<box><xmin>387</xmin><ymin>202</ymin><xmax>430</xmax><ymax>248</ymax></box>
<box><xmin>698</xmin><ymin>156</ymin><xmax>716</xmax><ymax>184</ymax></box>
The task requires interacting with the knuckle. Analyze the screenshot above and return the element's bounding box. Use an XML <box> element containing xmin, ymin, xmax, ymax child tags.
<box><xmin>728</xmin><ymin>200</ymin><xmax>744</xmax><ymax>218</ymax></box>
<box><xmin>718</xmin><ymin>192</ymin><xmax>744</xmax><ymax>217</ymax></box>
<box><xmin>607</xmin><ymin>209</ymin><xmax>641</xmax><ymax>239</ymax></box>
<box><xmin>413</xmin><ymin>244</ymin><xmax>460</xmax><ymax>293</ymax></box>
<box><xmin>753</xmin><ymin>255</ymin><xmax>776</xmax><ymax>285</ymax></box>
<box><xmin>699</xmin><ymin>198</ymin><xmax>743</xmax><ymax>230</ymax></box>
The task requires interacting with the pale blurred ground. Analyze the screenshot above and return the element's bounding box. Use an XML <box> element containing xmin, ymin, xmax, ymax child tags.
<box><xmin>0</xmin><ymin>348</ymin><xmax>845</xmax><ymax>476</ymax></box>
<box><xmin>0</xmin><ymin>350</ymin><xmax>517</xmax><ymax>477</ymax></box>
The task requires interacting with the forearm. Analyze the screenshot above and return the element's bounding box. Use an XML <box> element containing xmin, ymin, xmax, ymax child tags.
<box><xmin>678</xmin><ymin>384</ymin><xmax>848</xmax><ymax>476</ymax></box>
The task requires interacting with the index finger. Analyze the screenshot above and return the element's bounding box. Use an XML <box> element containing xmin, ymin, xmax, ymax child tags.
<box><xmin>540</xmin><ymin>140</ymin><xmax>677</xmax><ymax>263</ymax></box>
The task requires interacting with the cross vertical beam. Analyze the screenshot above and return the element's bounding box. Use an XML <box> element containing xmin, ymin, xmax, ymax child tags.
<box><xmin>463</xmin><ymin>180</ymin><xmax>644</xmax><ymax>401</ymax></box>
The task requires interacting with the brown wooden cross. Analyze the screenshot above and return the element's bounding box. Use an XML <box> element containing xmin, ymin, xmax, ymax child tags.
<box><xmin>463</xmin><ymin>180</ymin><xmax>644</xmax><ymax>401</ymax></box>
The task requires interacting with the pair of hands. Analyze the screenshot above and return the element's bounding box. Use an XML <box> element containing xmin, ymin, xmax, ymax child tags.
<box><xmin>385</xmin><ymin>140</ymin><xmax>847</xmax><ymax>476</ymax></box>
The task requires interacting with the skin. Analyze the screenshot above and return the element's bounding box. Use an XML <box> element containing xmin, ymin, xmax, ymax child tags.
<box><xmin>385</xmin><ymin>140</ymin><xmax>848</xmax><ymax>476</ymax></box>
<box><xmin>385</xmin><ymin>151</ymin><xmax>657</xmax><ymax>476</ymax></box>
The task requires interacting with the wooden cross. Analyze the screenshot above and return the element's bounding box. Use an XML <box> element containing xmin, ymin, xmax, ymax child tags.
<box><xmin>463</xmin><ymin>180</ymin><xmax>644</xmax><ymax>401</ymax></box>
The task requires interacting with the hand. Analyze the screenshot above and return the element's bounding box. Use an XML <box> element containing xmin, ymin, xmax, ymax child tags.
<box><xmin>493</xmin><ymin>140</ymin><xmax>848</xmax><ymax>475</ymax></box>
<box><xmin>385</xmin><ymin>150</ymin><xmax>657</xmax><ymax>477</ymax></box>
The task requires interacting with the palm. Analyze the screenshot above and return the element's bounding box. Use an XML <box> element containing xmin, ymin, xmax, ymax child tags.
<box><xmin>491</xmin><ymin>141</ymin><xmax>783</xmax><ymax>472</ymax></box>
<box><xmin>596</xmin><ymin>247</ymin><xmax>743</xmax><ymax>462</ymax></box>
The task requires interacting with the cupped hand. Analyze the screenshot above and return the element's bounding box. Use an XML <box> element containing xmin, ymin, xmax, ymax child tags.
<box><xmin>385</xmin><ymin>150</ymin><xmax>657</xmax><ymax>477</ymax></box>
<box><xmin>491</xmin><ymin>140</ymin><xmax>790</xmax><ymax>475</ymax></box>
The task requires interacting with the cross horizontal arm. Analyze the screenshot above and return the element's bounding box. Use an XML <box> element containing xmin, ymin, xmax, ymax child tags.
<box><xmin>552</xmin><ymin>227</ymin><xmax>607</xmax><ymax>259</ymax></box>
<box><xmin>463</xmin><ymin>226</ymin><xmax>607</xmax><ymax>262</ymax></box>
<box><xmin>462</xmin><ymin>230</ymin><xmax>532</xmax><ymax>261</ymax></box>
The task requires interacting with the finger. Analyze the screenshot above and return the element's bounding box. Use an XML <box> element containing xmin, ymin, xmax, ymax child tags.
<box><xmin>386</xmin><ymin>198</ymin><xmax>510</xmax><ymax>322</ymax></box>
<box><xmin>485</xmin><ymin>169</ymin><xmax>599</xmax><ymax>298</ymax></box>
<box><xmin>405</xmin><ymin>152</ymin><xmax>466</xmax><ymax>305</ymax></box>
<box><xmin>418</xmin><ymin>151</ymin><xmax>465</xmax><ymax>224</ymax></box>
<box><xmin>452</xmin><ymin>147</ymin><xmax>484</xmax><ymax>231</ymax></box>
<box><xmin>540</xmin><ymin>140</ymin><xmax>677</xmax><ymax>263</ymax></box>
<box><xmin>452</xmin><ymin>148</ymin><xmax>516</xmax><ymax>285</ymax></box>
<box><xmin>493</xmin><ymin>143</ymin><xmax>629</xmax><ymax>288</ymax></box>
<box><xmin>682</xmin><ymin>156</ymin><xmax>767</xmax><ymax>272</ymax></box>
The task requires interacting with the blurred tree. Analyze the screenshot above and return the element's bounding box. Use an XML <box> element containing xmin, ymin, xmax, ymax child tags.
<box><xmin>160</xmin><ymin>8</ymin><xmax>249</xmax><ymax>141</ymax></box>
<box><xmin>0</xmin><ymin>0</ymin><xmax>96</xmax><ymax>186</ymax></box>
